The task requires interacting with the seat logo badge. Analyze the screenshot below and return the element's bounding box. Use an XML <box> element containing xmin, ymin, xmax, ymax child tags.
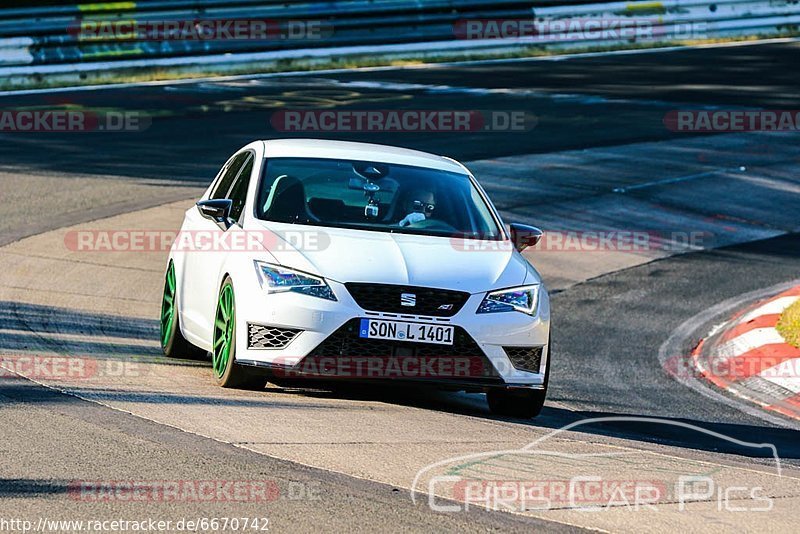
<box><xmin>401</xmin><ymin>293</ymin><xmax>417</xmax><ymax>307</ymax></box>
<box><xmin>438</xmin><ymin>304</ymin><xmax>454</xmax><ymax>311</ymax></box>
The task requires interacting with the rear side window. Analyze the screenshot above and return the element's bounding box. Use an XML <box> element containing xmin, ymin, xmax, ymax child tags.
<box><xmin>211</xmin><ymin>152</ymin><xmax>249</xmax><ymax>199</ymax></box>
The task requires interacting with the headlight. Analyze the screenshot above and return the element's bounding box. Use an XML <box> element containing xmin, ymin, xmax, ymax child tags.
<box><xmin>254</xmin><ymin>261</ymin><xmax>337</xmax><ymax>301</ymax></box>
<box><xmin>477</xmin><ymin>285</ymin><xmax>539</xmax><ymax>315</ymax></box>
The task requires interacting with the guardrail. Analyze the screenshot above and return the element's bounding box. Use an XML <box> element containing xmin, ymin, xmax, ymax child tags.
<box><xmin>531</xmin><ymin>0</ymin><xmax>800</xmax><ymax>47</ymax></box>
<box><xmin>0</xmin><ymin>0</ymin><xmax>797</xmax><ymax>73</ymax></box>
<box><xmin>0</xmin><ymin>1</ymin><xmax>540</xmax><ymax>66</ymax></box>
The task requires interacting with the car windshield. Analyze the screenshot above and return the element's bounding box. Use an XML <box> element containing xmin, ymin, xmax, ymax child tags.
<box><xmin>255</xmin><ymin>157</ymin><xmax>502</xmax><ymax>239</ymax></box>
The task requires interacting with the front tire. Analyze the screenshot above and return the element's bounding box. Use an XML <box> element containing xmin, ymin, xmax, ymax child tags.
<box><xmin>160</xmin><ymin>261</ymin><xmax>206</xmax><ymax>359</ymax></box>
<box><xmin>487</xmin><ymin>388</ymin><xmax>546</xmax><ymax>418</ymax></box>
<box><xmin>487</xmin><ymin>345</ymin><xmax>550</xmax><ymax>418</ymax></box>
<box><xmin>212</xmin><ymin>276</ymin><xmax>264</xmax><ymax>389</ymax></box>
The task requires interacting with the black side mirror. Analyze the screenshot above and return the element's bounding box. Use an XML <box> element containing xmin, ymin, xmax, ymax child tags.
<box><xmin>197</xmin><ymin>198</ymin><xmax>234</xmax><ymax>230</ymax></box>
<box><xmin>509</xmin><ymin>223</ymin><xmax>543</xmax><ymax>253</ymax></box>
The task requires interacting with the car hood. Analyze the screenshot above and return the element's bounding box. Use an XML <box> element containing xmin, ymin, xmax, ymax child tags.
<box><xmin>253</xmin><ymin>221</ymin><xmax>535</xmax><ymax>293</ymax></box>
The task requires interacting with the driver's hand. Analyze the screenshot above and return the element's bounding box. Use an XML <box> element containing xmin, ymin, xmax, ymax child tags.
<box><xmin>399</xmin><ymin>212</ymin><xmax>426</xmax><ymax>227</ymax></box>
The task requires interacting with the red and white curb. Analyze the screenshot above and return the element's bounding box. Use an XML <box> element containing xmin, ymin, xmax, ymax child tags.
<box><xmin>691</xmin><ymin>286</ymin><xmax>800</xmax><ymax>420</ymax></box>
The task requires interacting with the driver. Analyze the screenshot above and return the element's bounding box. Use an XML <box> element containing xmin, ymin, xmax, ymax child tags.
<box><xmin>398</xmin><ymin>189</ymin><xmax>436</xmax><ymax>227</ymax></box>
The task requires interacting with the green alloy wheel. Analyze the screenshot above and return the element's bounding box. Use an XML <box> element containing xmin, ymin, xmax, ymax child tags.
<box><xmin>160</xmin><ymin>261</ymin><xmax>206</xmax><ymax>359</ymax></box>
<box><xmin>212</xmin><ymin>277</ymin><xmax>264</xmax><ymax>389</ymax></box>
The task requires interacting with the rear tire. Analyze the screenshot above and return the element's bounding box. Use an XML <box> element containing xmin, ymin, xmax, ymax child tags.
<box><xmin>160</xmin><ymin>261</ymin><xmax>207</xmax><ymax>359</ymax></box>
<box><xmin>212</xmin><ymin>276</ymin><xmax>265</xmax><ymax>389</ymax></box>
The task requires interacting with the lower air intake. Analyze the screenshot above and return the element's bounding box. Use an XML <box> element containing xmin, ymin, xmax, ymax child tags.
<box><xmin>503</xmin><ymin>346</ymin><xmax>543</xmax><ymax>374</ymax></box>
<box><xmin>248</xmin><ymin>324</ymin><xmax>301</xmax><ymax>349</ymax></box>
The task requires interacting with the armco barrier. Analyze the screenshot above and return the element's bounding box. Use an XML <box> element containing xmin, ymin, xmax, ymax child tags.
<box><xmin>0</xmin><ymin>37</ymin><xmax>33</xmax><ymax>66</ymax></box>
<box><xmin>532</xmin><ymin>0</ymin><xmax>800</xmax><ymax>45</ymax></box>
<box><xmin>0</xmin><ymin>0</ymin><xmax>797</xmax><ymax>74</ymax></box>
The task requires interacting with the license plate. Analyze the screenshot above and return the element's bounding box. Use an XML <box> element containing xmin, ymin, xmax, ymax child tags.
<box><xmin>359</xmin><ymin>319</ymin><xmax>454</xmax><ymax>345</ymax></box>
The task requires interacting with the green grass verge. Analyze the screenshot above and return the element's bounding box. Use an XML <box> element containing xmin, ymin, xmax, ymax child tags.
<box><xmin>777</xmin><ymin>299</ymin><xmax>800</xmax><ymax>348</ymax></box>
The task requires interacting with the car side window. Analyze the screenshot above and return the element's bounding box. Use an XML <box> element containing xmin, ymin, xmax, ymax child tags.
<box><xmin>210</xmin><ymin>152</ymin><xmax>248</xmax><ymax>200</ymax></box>
<box><xmin>228</xmin><ymin>153</ymin><xmax>254</xmax><ymax>223</ymax></box>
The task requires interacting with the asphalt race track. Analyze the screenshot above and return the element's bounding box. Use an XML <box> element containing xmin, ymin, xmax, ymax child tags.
<box><xmin>2</xmin><ymin>39</ymin><xmax>798</xmax><ymax>182</ymax></box>
<box><xmin>1</xmin><ymin>39</ymin><xmax>800</xmax><ymax>532</ymax></box>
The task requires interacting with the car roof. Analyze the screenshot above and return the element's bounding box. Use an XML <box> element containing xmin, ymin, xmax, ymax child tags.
<box><xmin>260</xmin><ymin>139</ymin><xmax>467</xmax><ymax>174</ymax></box>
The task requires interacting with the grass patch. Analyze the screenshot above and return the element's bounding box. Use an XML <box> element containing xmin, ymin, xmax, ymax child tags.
<box><xmin>777</xmin><ymin>299</ymin><xmax>800</xmax><ymax>348</ymax></box>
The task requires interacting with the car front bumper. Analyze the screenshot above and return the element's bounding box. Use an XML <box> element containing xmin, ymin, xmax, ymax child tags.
<box><xmin>233</xmin><ymin>280</ymin><xmax>550</xmax><ymax>388</ymax></box>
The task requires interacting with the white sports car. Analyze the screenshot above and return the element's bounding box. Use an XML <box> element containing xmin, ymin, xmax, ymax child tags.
<box><xmin>160</xmin><ymin>139</ymin><xmax>550</xmax><ymax>417</ymax></box>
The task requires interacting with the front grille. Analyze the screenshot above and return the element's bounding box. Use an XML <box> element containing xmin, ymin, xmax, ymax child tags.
<box><xmin>503</xmin><ymin>346</ymin><xmax>543</xmax><ymax>374</ymax></box>
<box><xmin>345</xmin><ymin>283</ymin><xmax>470</xmax><ymax>317</ymax></box>
<box><xmin>296</xmin><ymin>319</ymin><xmax>500</xmax><ymax>382</ymax></box>
<box><xmin>248</xmin><ymin>323</ymin><xmax>301</xmax><ymax>349</ymax></box>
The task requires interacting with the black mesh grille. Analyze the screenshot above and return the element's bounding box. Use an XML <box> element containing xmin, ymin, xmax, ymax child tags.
<box><xmin>296</xmin><ymin>319</ymin><xmax>500</xmax><ymax>382</ymax></box>
<box><xmin>503</xmin><ymin>346</ymin><xmax>543</xmax><ymax>374</ymax></box>
<box><xmin>345</xmin><ymin>283</ymin><xmax>470</xmax><ymax>317</ymax></box>
<box><xmin>248</xmin><ymin>324</ymin><xmax>301</xmax><ymax>349</ymax></box>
